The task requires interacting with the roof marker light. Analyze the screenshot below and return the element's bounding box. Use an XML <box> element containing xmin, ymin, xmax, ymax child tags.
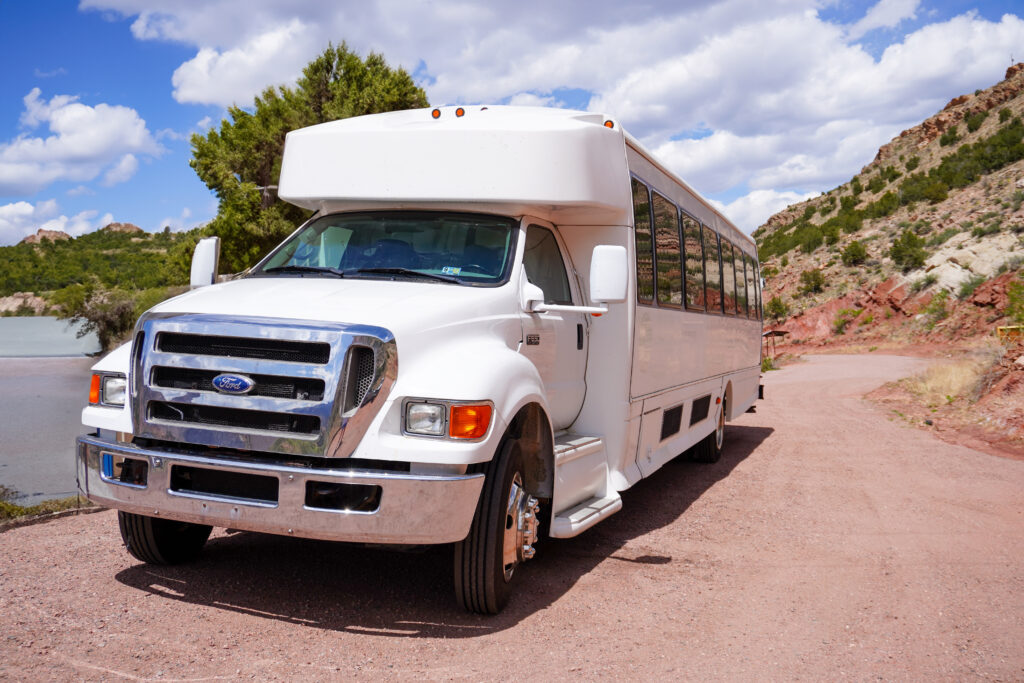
<box><xmin>604</xmin><ymin>120</ymin><xmax>614</xmax><ymax>129</ymax></box>
<box><xmin>455</xmin><ymin>107</ymin><xmax>465</xmax><ymax>117</ymax></box>
<box><xmin>431</xmin><ymin>108</ymin><xmax>441</xmax><ymax>119</ymax></box>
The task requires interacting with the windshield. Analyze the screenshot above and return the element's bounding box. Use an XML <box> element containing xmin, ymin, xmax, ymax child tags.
<box><xmin>254</xmin><ymin>211</ymin><xmax>517</xmax><ymax>286</ymax></box>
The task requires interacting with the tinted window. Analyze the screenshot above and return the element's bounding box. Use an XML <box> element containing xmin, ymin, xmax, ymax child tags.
<box><xmin>682</xmin><ymin>213</ymin><xmax>704</xmax><ymax>311</ymax></box>
<box><xmin>631</xmin><ymin>179</ymin><xmax>654</xmax><ymax>305</ymax></box>
<box><xmin>652</xmin><ymin>192</ymin><xmax>682</xmax><ymax>307</ymax></box>
<box><xmin>754</xmin><ymin>260</ymin><xmax>763</xmax><ymax>320</ymax></box>
<box><xmin>702</xmin><ymin>225</ymin><xmax>721</xmax><ymax>312</ymax></box>
<box><xmin>743</xmin><ymin>253</ymin><xmax>755</xmax><ymax>318</ymax></box>
<box><xmin>523</xmin><ymin>225</ymin><xmax>573</xmax><ymax>305</ymax></box>
<box><xmin>721</xmin><ymin>239</ymin><xmax>736</xmax><ymax>315</ymax></box>
<box><xmin>735</xmin><ymin>247</ymin><xmax>748</xmax><ymax>316</ymax></box>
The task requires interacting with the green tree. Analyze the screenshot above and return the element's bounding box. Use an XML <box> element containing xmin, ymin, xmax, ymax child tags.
<box><xmin>185</xmin><ymin>44</ymin><xmax>429</xmax><ymax>274</ymax></box>
<box><xmin>799</xmin><ymin>269</ymin><xmax>825</xmax><ymax>294</ymax></box>
<box><xmin>765</xmin><ymin>295</ymin><xmax>789</xmax><ymax>321</ymax></box>
<box><xmin>890</xmin><ymin>229</ymin><xmax>928</xmax><ymax>272</ymax></box>
<box><xmin>841</xmin><ymin>240</ymin><xmax>868</xmax><ymax>266</ymax></box>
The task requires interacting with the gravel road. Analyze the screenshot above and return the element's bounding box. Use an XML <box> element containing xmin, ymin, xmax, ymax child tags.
<box><xmin>2</xmin><ymin>354</ymin><xmax>1022</xmax><ymax>680</ymax></box>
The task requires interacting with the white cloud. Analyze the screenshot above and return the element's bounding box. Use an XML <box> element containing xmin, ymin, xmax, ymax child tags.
<box><xmin>712</xmin><ymin>189</ymin><xmax>817</xmax><ymax>234</ymax></box>
<box><xmin>0</xmin><ymin>89</ymin><xmax>162</xmax><ymax>196</ymax></box>
<box><xmin>66</xmin><ymin>185</ymin><xmax>94</xmax><ymax>197</ymax></box>
<box><xmin>847</xmin><ymin>0</ymin><xmax>921</xmax><ymax>40</ymax></box>
<box><xmin>33</xmin><ymin>67</ymin><xmax>68</xmax><ymax>78</ymax></box>
<box><xmin>0</xmin><ymin>199</ymin><xmax>113</xmax><ymax>245</ymax></box>
<box><xmin>77</xmin><ymin>1</ymin><xmax>1024</xmax><ymax>231</ymax></box>
<box><xmin>170</xmin><ymin>20</ymin><xmax>311</xmax><ymax>106</ymax></box>
<box><xmin>101</xmin><ymin>154</ymin><xmax>139</xmax><ymax>186</ymax></box>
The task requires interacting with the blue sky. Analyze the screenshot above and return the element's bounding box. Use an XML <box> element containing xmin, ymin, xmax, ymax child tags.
<box><xmin>1</xmin><ymin>0</ymin><xmax>1023</xmax><ymax>245</ymax></box>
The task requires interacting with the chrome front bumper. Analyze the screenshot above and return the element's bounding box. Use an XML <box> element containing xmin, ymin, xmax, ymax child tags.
<box><xmin>76</xmin><ymin>434</ymin><xmax>484</xmax><ymax>544</ymax></box>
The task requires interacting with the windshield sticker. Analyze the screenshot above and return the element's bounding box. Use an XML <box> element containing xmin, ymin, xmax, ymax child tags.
<box><xmin>441</xmin><ymin>266</ymin><xmax>462</xmax><ymax>275</ymax></box>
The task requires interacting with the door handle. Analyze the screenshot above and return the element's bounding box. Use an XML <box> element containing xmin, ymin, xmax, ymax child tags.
<box><xmin>577</xmin><ymin>323</ymin><xmax>584</xmax><ymax>350</ymax></box>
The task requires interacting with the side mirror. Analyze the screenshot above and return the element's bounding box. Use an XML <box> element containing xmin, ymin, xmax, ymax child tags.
<box><xmin>590</xmin><ymin>245</ymin><xmax>627</xmax><ymax>304</ymax></box>
<box><xmin>190</xmin><ymin>237</ymin><xmax>221</xmax><ymax>289</ymax></box>
<box><xmin>521</xmin><ymin>281</ymin><xmax>545</xmax><ymax>313</ymax></box>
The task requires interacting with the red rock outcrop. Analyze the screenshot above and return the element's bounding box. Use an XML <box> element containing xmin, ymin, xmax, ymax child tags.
<box><xmin>20</xmin><ymin>229</ymin><xmax>71</xmax><ymax>245</ymax></box>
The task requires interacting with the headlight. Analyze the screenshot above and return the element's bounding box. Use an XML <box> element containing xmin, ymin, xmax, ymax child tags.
<box><xmin>90</xmin><ymin>373</ymin><xmax>126</xmax><ymax>407</ymax></box>
<box><xmin>102</xmin><ymin>376</ymin><xmax>127</xmax><ymax>406</ymax></box>
<box><xmin>405</xmin><ymin>402</ymin><xmax>446</xmax><ymax>436</ymax></box>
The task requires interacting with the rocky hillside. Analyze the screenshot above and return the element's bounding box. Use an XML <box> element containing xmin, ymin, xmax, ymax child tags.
<box><xmin>755</xmin><ymin>63</ymin><xmax>1024</xmax><ymax>345</ymax></box>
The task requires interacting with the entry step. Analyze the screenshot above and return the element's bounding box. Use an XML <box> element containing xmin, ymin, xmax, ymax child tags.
<box><xmin>553</xmin><ymin>433</ymin><xmax>603</xmax><ymax>466</ymax></box>
<box><xmin>550</xmin><ymin>493</ymin><xmax>622</xmax><ymax>538</ymax></box>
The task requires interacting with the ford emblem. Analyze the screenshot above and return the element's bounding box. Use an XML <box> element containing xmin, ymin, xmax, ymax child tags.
<box><xmin>212</xmin><ymin>373</ymin><xmax>256</xmax><ymax>395</ymax></box>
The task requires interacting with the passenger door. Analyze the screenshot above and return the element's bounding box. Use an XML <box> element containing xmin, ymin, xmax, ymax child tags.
<box><xmin>520</xmin><ymin>224</ymin><xmax>588</xmax><ymax>430</ymax></box>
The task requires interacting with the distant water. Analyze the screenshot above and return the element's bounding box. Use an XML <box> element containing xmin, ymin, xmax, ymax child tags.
<box><xmin>0</xmin><ymin>316</ymin><xmax>101</xmax><ymax>357</ymax></box>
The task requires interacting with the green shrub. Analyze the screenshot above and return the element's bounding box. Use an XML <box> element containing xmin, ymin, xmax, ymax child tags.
<box><xmin>780</xmin><ymin>255</ymin><xmax>789</xmax><ymax>267</ymax></box>
<box><xmin>911</xmin><ymin>273</ymin><xmax>938</xmax><ymax>292</ymax></box>
<box><xmin>765</xmin><ymin>295</ymin><xmax>789</xmax><ymax>321</ymax></box>
<box><xmin>865</xmin><ymin>191</ymin><xmax>900</xmax><ymax>218</ymax></box>
<box><xmin>851</xmin><ymin>177</ymin><xmax>863</xmax><ymax>195</ymax></box>
<box><xmin>761</xmin><ymin>356</ymin><xmax>776</xmax><ymax>372</ymax></box>
<box><xmin>802</xmin><ymin>205</ymin><xmax>816</xmax><ymax>221</ymax></box>
<box><xmin>939</xmin><ymin>126</ymin><xmax>960</xmax><ymax>146</ymax></box>
<box><xmin>799</xmin><ymin>269</ymin><xmax>825</xmax><ymax>294</ymax></box>
<box><xmin>923</xmin><ymin>290</ymin><xmax>949</xmax><ymax>329</ymax></box>
<box><xmin>841</xmin><ymin>240</ymin><xmax>868</xmax><ymax>266</ymax></box>
<box><xmin>859</xmin><ymin>313</ymin><xmax>874</xmax><ymax>326</ymax></box>
<box><xmin>867</xmin><ymin>175</ymin><xmax>885</xmax><ymax>193</ymax></box>
<box><xmin>999</xmin><ymin>107</ymin><xmax>1012</xmax><ymax>123</ymax></box>
<box><xmin>832</xmin><ymin>308</ymin><xmax>863</xmax><ymax>334</ymax></box>
<box><xmin>900</xmin><ymin>172</ymin><xmax>949</xmax><ymax>204</ymax></box>
<box><xmin>965</xmin><ymin>110</ymin><xmax>988</xmax><ymax>133</ymax></box>
<box><xmin>800</xmin><ymin>227</ymin><xmax>824</xmax><ymax>254</ymax></box>
<box><xmin>1007</xmin><ymin>276</ymin><xmax>1024</xmax><ymax>323</ymax></box>
<box><xmin>890</xmin><ymin>229</ymin><xmax>928</xmax><ymax>272</ymax></box>
<box><xmin>927</xmin><ymin>228</ymin><xmax>959</xmax><ymax>247</ymax></box>
<box><xmin>905</xmin><ymin>156</ymin><xmax>920</xmax><ymax>172</ymax></box>
<box><xmin>958</xmin><ymin>274</ymin><xmax>986</xmax><ymax>299</ymax></box>
<box><xmin>840</xmin><ymin>195</ymin><xmax>858</xmax><ymax>212</ymax></box>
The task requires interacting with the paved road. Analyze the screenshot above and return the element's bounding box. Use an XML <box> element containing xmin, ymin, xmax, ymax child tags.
<box><xmin>1</xmin><ymin>354</ymin><xmax>1022</xmax><ymax>680</ymax></box>
<box><xmin>0</xmin><ymin>357</ymin><xmax>94</xmax><ymax>504</ymax></box>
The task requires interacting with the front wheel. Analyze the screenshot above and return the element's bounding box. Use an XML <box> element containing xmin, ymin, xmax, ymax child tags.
<box><xmin>454</xmin><ymin>438</ymin><xmax>540</xmax><ymax>614</ymax></box>
<box><xmin>118</xmin><ymin>511</ymin><xmax>212</xmax><ymax>565</ymax></box>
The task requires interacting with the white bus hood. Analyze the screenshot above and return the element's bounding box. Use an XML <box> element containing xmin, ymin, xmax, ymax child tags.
<box><xmin>148</xmin><ymin>276</ymin><xmax>517</xmax><ymax>342</ymax></box>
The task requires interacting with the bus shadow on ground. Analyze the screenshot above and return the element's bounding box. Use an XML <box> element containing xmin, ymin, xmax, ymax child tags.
<box><xmin>115</xmin><ymin>424</ymin><xmax>772</xmax><ymax>638</ymax></box>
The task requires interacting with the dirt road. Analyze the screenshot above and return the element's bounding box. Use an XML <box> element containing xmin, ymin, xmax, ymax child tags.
<box><xmin>2</xmin><ymin>354</ymin><xmax>1022</xmax><ymax>680</ymax></box>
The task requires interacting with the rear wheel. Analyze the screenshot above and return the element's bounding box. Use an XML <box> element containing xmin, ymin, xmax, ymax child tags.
<box><xmin>454</xmin><ymin>438</ymin><xmax>540</xmax><ymax>614</ymax></box>
<box><xmin>692</xmin><ymin>397</ymin><xmax>726</xmax><ymax>464</ymax></box>
<box><xmin>118</xmin><ymin>511</ymin><xmax>212</xmax><ymax>565</ymax></box>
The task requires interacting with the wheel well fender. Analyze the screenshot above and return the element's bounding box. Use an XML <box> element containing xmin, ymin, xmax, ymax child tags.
<box><xmin>502</xmin><ymin>403</ymin><xmax>554</xmax><ymax>499</ymax></box>
<box><xmin>724</xmin><ymin>381</ymin><xmax>734</xmax><ymax>420</ymax></box>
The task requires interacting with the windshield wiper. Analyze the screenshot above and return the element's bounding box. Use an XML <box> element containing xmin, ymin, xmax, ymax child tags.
<box><xmin>352</xmin><ymin>267</ymin><xmax>460</xmax><ymax>283</ymax></box>
<box><xmin>263</xmin><ymin>265</ymin><xmax>349</xmax><ymax>278</ymax></box>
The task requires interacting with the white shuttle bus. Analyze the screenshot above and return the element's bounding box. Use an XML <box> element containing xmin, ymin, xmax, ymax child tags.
<box><xmin>77</xmin><ymin>106</ymin><xmax>763</xmax><ymax>613</ymax></box>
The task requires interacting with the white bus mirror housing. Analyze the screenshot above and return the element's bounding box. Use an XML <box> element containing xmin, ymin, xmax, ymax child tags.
<box><xmin>522</xmin><ymin>282</ymin><xmax>545</xmax><ymax>312</ymax></box>
<box><xmin>590</xmin><ymin>245</ymin><xmax>627</xmax><ymax>304</ymax></box>
<box><xmin>190</xmin><ymin>236</ymin><xmax>221</xmax><ymax>289</ymax></box>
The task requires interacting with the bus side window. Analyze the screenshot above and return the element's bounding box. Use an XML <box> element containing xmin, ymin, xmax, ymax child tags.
<box><xmin>755</xmin><ymin>260</ymin><xmax>763</xmax><ymax>320</ymax></box>
<box><xmin>743</xmin><ymin>253</ymin><xmax>755</xmax><ymax>319</ymax></box>
<box><xmin>652</xmin><ymin>192</ymin><xmax>681</xmax><ymax>308</ymax></box>
<box><xmin>702</xmin><ymin>224</ymin><xmax>721</xmax><ymax>313</ymax></box>
<box><xmin>735</xmin><ymin>247</ymin><xmax>748</xmax><ymax>317</ymax></box>
<box><xmin>682</xmin><ymin>213</ymin><xmax>705</xmax><ymax>311</ymax></box>
<box><xmin>721</xmin><ymin>239</ymin><xmax>737</xmax><ymax>316</ymax></box>
<box><xmin>631</xmin><ymin>178</ymin><xmax>655</xmax><ymax>305</ymax></box>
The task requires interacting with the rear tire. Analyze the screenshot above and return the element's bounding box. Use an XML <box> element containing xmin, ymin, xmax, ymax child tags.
<box><xmin>692</xmin><ymin>397</ymin><xmax>726</xmax><ymax>464</ymax></box>
<box><xmin>118</xmin><ymin>511</ymin><xmax>212</xmax><ymax>565</ymax></box>
<box><xmin>454</xmin><ymin>438</ymin><xmax>539</xmax><ymax>614</ymax></box>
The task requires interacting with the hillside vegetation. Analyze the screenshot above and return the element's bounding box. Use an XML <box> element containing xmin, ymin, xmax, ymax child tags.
<box><xmin>755</xmin><ymin>63</ymin><xmax>1024</xmax><ymax>335</ymax></box>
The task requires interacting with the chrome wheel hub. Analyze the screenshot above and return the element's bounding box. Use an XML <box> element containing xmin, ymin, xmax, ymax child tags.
<box><xmin>502</xmin><ymin>473</ymin><xmax>539</xmax><ymax>581</ymax></box>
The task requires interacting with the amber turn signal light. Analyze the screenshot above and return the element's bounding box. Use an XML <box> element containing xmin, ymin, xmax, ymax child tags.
<box><xmin>604</xmin><ymin>120</ymin><xmax>614</xmax><ymax>128</ymax></box>
<box><xmin>449</xmin><ymin>404</ymin><xmax>492</xmax><ymax>439</ymax></box>
<box><xmin>89</xmin><ymin>374</ymin><xmax>101</xmax><ymax>405</ymax></box>
<box><xmin>455</xmin><ymin>107</ymin><xmax>465</xmax><ymax>117</ymax></box>
<box><xmin>431</xmin><ymin>108</ymin><xmax>441</xmax><ymax>119</ymax></box>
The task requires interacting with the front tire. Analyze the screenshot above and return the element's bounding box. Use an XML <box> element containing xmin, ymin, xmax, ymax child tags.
<box><xmin>454</xmin><ymin>438</ymin><xmax>540</xmax><ymax>614</ymax></box>
<box><xmin>118</xmin><ymin>511</ymin><xmax>212</xmax><ymax>565</ymax></box>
